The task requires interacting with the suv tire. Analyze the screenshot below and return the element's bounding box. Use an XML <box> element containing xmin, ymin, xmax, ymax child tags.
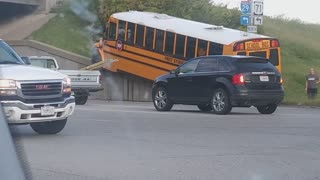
<box><xmin>211</xmin><ymin>88</ymin><xmax>232</xmax><ymax>115</ymax></box>
<box><xmin>30</xmin><ymin>119</ymin><xmax>67</xmax><ymax>134</ymax></box>
<box><xmin>256</xmin><ymin>104</ymin><xmax>278</xmax><ymax>114</ymax></box>
<box><xmin>153</xmin><ymin>86</ymin><xmax>173</xmax><ymax>111</ymax></box>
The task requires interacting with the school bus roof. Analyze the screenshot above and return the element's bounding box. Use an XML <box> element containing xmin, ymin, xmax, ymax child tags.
<box><xmin>112</xmin><ymin>11</ymin><xmax>272</xmax><ymax>45</ymax></box>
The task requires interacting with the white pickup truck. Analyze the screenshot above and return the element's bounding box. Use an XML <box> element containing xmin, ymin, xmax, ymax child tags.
<box><xmin>22</xmin><ymin>56</ymin><xmax>103</xmax><ymax>105</ymax></box>
<box><xmin>0</xmin><ymin>39</ymin><xmax>75</xmax><ymax>134</ymax></box>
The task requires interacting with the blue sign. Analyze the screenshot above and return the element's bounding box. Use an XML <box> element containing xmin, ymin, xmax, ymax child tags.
<box><xmin>240</xmin><ymin>15</ymin><xmax>251</xmax><ymax>26</ymax></box>
<box><xmin>241</xmin><ymin>2</ymin><xmax>252</xmax><ymax>15</ymax></box>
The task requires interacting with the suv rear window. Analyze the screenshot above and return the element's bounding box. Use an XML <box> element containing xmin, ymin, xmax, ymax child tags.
<box><xmin>235</xmin><ymin>58</ymin><xmax>278</xmax><ymax>72</ymax></box>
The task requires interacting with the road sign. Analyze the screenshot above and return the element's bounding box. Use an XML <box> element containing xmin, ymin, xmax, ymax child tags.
<box><xmin>253</xmin><ymin>16</ymin><xmax>263</xmax><ymax>25</ymax></box>
<box><xmin>240</xmin><ymin>15</ymin><xmax>251</xmax><ymax>26</ymax></box>
<box><xmin>247</xmin><ymin>25</ymin><xmax>258</xmax><ymax>33</ymax></box>
<box><xmin>253</xmin><ymin>0</ymin><xmax>264</xmax><ymax>16</ymax></box>
<box><xmin>241</xmin><ymin>1</ymin><xmax>252</xmax><ymax>15</ymax></box>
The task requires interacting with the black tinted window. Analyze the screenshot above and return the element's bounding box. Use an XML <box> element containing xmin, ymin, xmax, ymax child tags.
<box><xmin>155</xmin><ymin>30</ymin><xmax>164</xmax><ymax>52</ymax></box>
<box><xmin>196</xmin><ymin>58</ymin><xmax>219</xmax><ymax>72</ymax></box>
<box><xmin>179</xmin><ymin>59</ymin><xmax>200</xmax><ymax>74</ymax></box>
<box><xmin>235</xmin><ymin>58</ymin><xmax>278</xmax><ymax>72</ymax></box>
<box><xmin>127</xmin><ymin>23</ymin><xmax>135</xmax><ymax>44</ymax></box>
<box><xmin>108</xmin><ymin>22</ymin><xmax>116</xmax><ymax>40</ymax></box>
<box><xmin>249</xmin><ymin>51</ymin><xmax>267</xmax><ymax>58</ymax></box>
<box><xmin>136</xmin><ymin>25</ymin><xmax>145</xmax><ymax>47</ymax></box>
<box><xmin>197</xmin><ymin>39</ymin><xmax>208</xmax><ymax>57</ymax></box>
<box><xmin>165</xmin><ymin>32</ymin><xmax>174</xmax><ymax>54</ymax></box>
<box><xmin>209</xmin><ymin>42</ymin><xmax>223</xmax><ymax>55</ymax></box>
<box><xmin>175</xmin><ymin>34</ymin><xmax>185</xmax><ymax>58</ymax></box>
<box><xmin>146</xmin><ymin>27</ymin><xmax>154</xmax><ymax>49</ymax></box>
<box><xmin>118</xmin><ymin>21</ymin><xmax>126</xmax><ymax>41</ymax></box>
<box><xmin>269</xmin><ymin>49</ymin><xmax>279</xmax><ymax>66</ymax></box>
<box><xmin>219</xmin><ymin>59</ymin><xmax>231</xmax><ymax>71</ymax></box>
<box><xmin>186</xmin><ymin>37</ymin><xmax>196</xmax><ymax>59</ymax></box>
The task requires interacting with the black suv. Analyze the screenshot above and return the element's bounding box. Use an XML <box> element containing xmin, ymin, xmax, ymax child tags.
<box><xmin>152</xmin><ymin>55</ymin><xmax>284</xmax><ymax>115</ymax></box>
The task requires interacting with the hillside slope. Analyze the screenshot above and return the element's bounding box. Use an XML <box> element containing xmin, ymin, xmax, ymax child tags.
<box><xmin>30</xmin><ymin>1</ymin><xmax>320</xmax><ymax>105</ymax></box>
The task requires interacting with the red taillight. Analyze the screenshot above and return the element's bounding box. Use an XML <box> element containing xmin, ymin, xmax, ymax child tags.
<box><xmin>232</xmin><ymin>74</ymin><xmax>245</xmax><ymax>85</ymax></box>
<box><xmin>271</xmin><ymin>40</ymin><xmax>279</xmax><ymax>47</ymax></box>
<box><xmin>236</xmin><ymin>43</ymin><xmax>245</xmax><ymax>51</ymax></box>
<box><xmin>99</xmin><ymin>75</ymin><xmax>103</xmax><ymax>83</ymax></box>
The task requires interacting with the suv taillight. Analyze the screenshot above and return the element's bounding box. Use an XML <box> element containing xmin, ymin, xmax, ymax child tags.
<box><xmin>232</xmin><ymin>74</ymin><xmax>245</xmax><ymax>85</ymax></box>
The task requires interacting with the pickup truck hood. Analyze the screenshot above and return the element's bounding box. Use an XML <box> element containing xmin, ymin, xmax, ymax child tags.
<box><xmin>0</xmin><ymin>65</ymin><xmax>67</xmax><ymax>81</ymax></box>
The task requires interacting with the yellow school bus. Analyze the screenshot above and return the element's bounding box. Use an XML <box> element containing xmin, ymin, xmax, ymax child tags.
<box><xmin>85</xmin><ymin>11</ymin><xmax>282</xmax><ymax>81</ymax></box>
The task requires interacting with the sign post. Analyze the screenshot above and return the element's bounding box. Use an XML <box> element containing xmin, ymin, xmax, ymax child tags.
<box><xmin>240</xmin><ymin>0</ymin><xmax>263</xmax><ymax>33</ymax></box>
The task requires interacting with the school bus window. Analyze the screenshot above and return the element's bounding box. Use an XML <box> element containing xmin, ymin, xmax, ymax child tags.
<box><xmin>136</xmin><ymin>25</ymin><xmax>145</xmax><ymax>47</ymax></box>
<box><xmin>146</xmin><ymin>27</ymin><xmax>154</xmax><ymax>50</ymax></box>
<box><xmin>186</xmin><ymin>37</ymin><xmax>196</xmax><ymax>59</ymax></box>
<box><xmin>198</xmin><ymin>39</ymin><xmax>208</xmax><ymax>57</ymax></box>
<box><xmin>118</xmin><ymin>20</ymin><xmax>126</xmax><ymax>41</ymax></box>
<box><xmin>127</xmin><ymin>22</ymin><xmax>135</xmax><ymax>44</ymax></box>
<box><xmin>165</xmin><ymin>32</ymin><xmax>174</xmax><ymax>55</ymax></box>
<box><xmin>269</xmin><ymin>49</ymin><xmax>279</xmax><ymax>66</ymax></box>
<box><xmin>155</xmin><ymin>29</ymin><xmax>164</xmax><ymax>52</ymax></box>
<box><xmin>209</xmin><ymin>42</ymin><xmax>223</xmax><ymax>55</ymax></box>
<box><xmin>175</xmin><ymin>34</ymin><xmax>185</xmax><ymax>58</ymax></box>
<box><xmin>108</xmin><ymin>22</ymin><xmax>116</xmax><ymax>40</ymax></box>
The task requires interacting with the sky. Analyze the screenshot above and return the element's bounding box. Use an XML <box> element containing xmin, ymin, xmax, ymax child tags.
<box><xmin>213</xmin><ymin>0</ymin><xmax>320</xmax><ymax>24</ymax></box>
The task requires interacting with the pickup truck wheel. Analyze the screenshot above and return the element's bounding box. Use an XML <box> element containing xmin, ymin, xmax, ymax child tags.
<box><xmin>256</xmin><ymin>104</ymin><xmax>278</xmax><ymax>114</ymax></box>
<box><xmin>75</xmin><ymin>95</ymin><xmax>88</xmax><ymax>105</ymax></box>
<box><xmin>211</xmin><ymin>88</ymin><xmax>232</xmax><ymax>115</ymax></box>
<box><xmin>30</xmin><ymin>119</ymin><xmax>67</xmax><ymax>134</ymax></box>
<box><xmin>197</xmin><ymin>104</ymin><xmax>212</xmax><ymax>112</ymax></box>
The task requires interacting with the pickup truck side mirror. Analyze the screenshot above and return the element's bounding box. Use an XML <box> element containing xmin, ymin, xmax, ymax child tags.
<box><xmin>20</xmin><ymin>56</ymin><xmax>31</xmax><ymax>65</ymax></box>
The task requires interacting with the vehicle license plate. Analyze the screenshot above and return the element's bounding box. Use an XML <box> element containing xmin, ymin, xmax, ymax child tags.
<box><xmin>41</xmin><ymin>106</ymin><xmax>55</xmax><ymax>116</ymax></box>
<box><xmin>259</xmin><ymin>76</ymin><xmax>269</xmax><ymax>82</ymax></box>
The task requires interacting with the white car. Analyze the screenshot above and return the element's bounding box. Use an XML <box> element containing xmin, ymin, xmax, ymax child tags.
<box><xmin>0</xmin><ymin>39</ymin><xmax>75</xmax><ymax>134</ymax></box>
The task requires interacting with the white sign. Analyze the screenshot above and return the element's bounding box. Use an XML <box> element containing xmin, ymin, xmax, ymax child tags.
<box><xmin>253</xmin><ymin>0</ymin><xmax>264</xmax><ymax>16</ymax></box>
<box><xmin>247</xmin><ymin>25</ymin><xmax>258</xmax><ymax>33</ymax></box>
<box><xmin>253</xmin><ymin>16</ymin><xmax>263</xmax><ymax>25</ymax></box>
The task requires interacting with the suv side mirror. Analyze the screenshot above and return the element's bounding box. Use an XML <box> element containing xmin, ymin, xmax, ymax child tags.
<box><xmin>20</xmin><ymin>56</ymin><xmax>31</xmax><ymax>65</ymax></box>
<box><xmin>170</xmin><ymin>69</ymin><xmax>179</xmax><ymax>76</ymax></box>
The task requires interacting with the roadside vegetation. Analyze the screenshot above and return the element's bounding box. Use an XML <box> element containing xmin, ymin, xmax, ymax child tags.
<box><xmin>31</xmin><ymin>0</ymin><xmax>320</xmax><ymax>105</ymax></box>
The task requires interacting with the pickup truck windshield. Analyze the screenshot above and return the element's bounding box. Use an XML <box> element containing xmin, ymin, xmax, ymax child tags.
<box><xmin>0</xmin><ymin>40</ymin><xmax>24</xmax><ymax>65</ymax></box>
<box><xmin>30</xmin><ymin>59</ymin><xmax>57</xmax><ymax>69</ymax></box>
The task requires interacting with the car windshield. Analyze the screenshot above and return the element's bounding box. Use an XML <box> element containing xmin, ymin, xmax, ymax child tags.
<box><xmin>30</xmin><ymin>59</ymin><xmax>57</xmax><ymax>69</ymax></box>
<box><xmin>0</xmin><ymin>41</ymin><xmax>23</xmax><ymax>65</ymax></box>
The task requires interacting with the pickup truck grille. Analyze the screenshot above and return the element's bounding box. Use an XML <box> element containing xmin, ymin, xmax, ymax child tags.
<box><xmin>20</xmin><ymin>82</ymin><xmax>62</xmax><ymax>96</ymax></box>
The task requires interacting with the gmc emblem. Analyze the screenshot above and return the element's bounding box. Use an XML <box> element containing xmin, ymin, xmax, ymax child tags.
<box><xmin>36</xmin><ymin>85</ymin><xmax>49</xmax><ymax>90</ymax></box>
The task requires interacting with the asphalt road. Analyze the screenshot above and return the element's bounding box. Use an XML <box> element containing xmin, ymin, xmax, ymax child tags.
<box><xmin>11</xmin><ymin>101</ymin><xmax>320</xmax><ymax>180</ymax></box>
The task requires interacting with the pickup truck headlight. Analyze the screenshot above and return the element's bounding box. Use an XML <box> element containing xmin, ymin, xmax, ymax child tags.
<box><xmin>63</xmin><ymin>77</ymin><xmax>72</xmax><ymax>93</ymax></box>
<box><xmin>0</xmin><ymin>79</ymin><xmax>17</xmax><ymax>95</ymax></box>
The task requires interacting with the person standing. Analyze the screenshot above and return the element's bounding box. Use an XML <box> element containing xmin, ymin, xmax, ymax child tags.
<box><xmin>305</xmin><ymin>68</ymin><xmax>319</xmax><ymax>99</ymax></box>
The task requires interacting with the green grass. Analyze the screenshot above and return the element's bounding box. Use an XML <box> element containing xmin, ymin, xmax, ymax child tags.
<box><xmin>263</xmin><ymin>17</ymin><xmax>320</xmax><ymax>106</ymax></box>
<box><xmin>31</xmin><ymin>3</ymin><xmax>92</xmax><ymax>57</ymax></box>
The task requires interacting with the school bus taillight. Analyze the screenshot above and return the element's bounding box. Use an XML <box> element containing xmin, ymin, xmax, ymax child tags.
<box><xmin>236</xmin><ymin>43</ymin><xmax>245</xmax><ymax>51</ymax></box>
<box><xmin>271</xmin><ymin>40</ymin><xmax>280</xmax><ymax>47</ymax></box>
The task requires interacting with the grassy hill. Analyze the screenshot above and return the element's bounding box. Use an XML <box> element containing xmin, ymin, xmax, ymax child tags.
<box><xmin>31</xmin><ymin>2</ymin><xmax>320</xmax><ymax>105</ymax></box>
<box><xmin>263</xmin><ymin>17</ymin><xmax>320</xmax><ymax>105</ymax></box>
